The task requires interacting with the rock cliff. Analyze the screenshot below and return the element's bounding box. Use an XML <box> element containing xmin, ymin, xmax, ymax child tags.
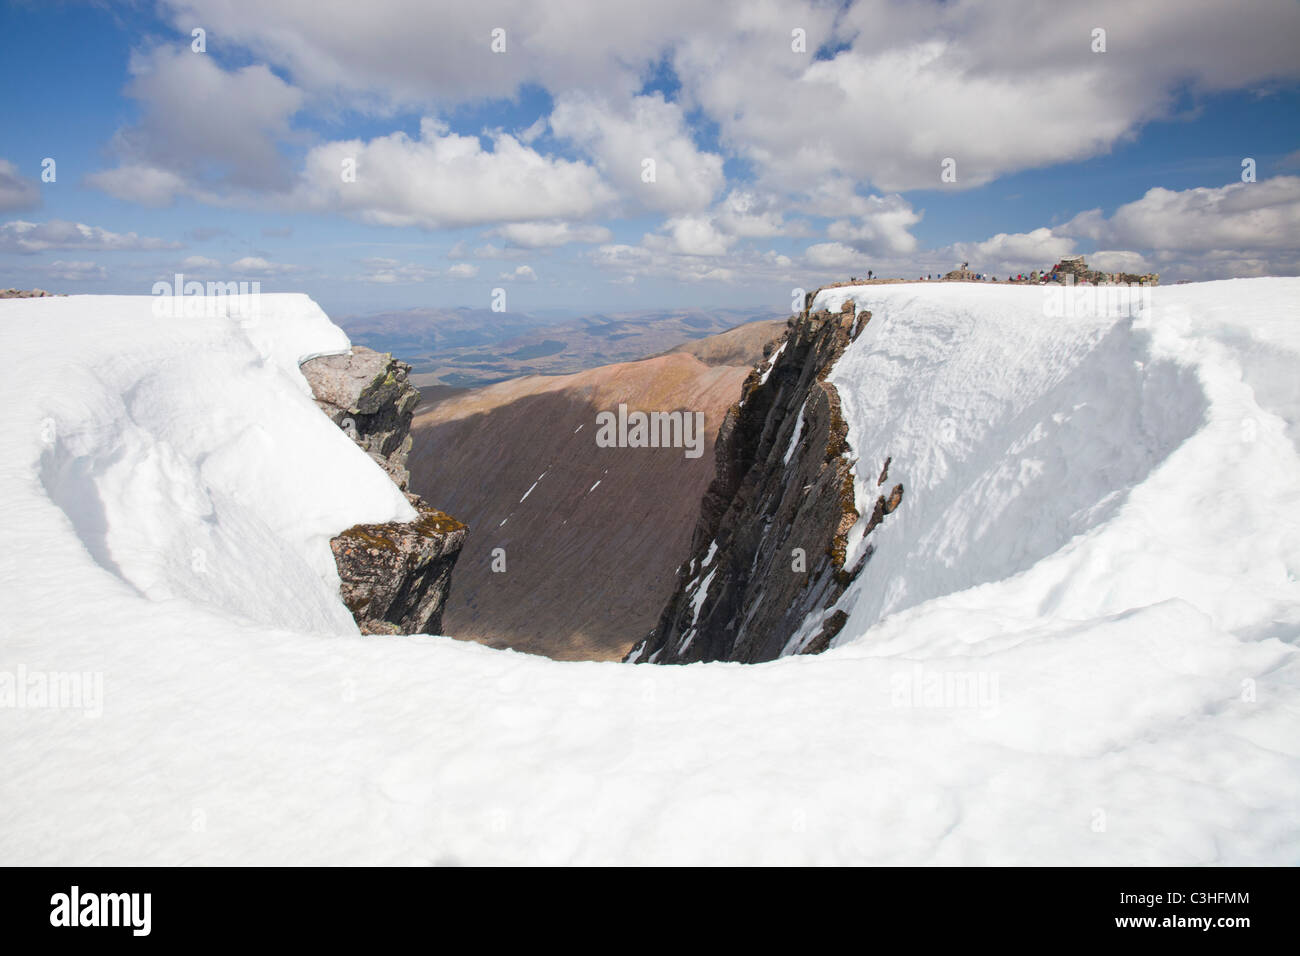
<box><xmin>628</xmin><ymin>294</ymin><xmax>902</xmax><ymax>664</ymax></box>
<box><xmin>300</xmin><ymin>346</ymin><xmax>421</xmax><ymax>490</ymax></box>
<box><xmin>301</xmin><ymin>347</ymin><xmax>465</xmax><ymax>635</ymax></box>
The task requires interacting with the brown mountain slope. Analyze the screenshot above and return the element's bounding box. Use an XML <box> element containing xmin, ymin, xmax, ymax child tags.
<box><xmin>665</xmin><ymin>317</ymin><xmax>786</xmax><ymax>367</ymax></box>
<box><xmin>407</xmin><ymin>324</ymin><xmax>784</xmax><ymax>660</ymax></box>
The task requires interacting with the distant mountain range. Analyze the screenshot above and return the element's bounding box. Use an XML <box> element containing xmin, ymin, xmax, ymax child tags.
<box><xmin>337</xmin><ymin>306</ymin><xmax>784</xmax><ymax>389</ymax></box>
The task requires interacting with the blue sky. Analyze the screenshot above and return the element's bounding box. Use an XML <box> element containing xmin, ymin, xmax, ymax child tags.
<box><xmin>1</xmin><ymin>0</ymin><xmax>1298</xmax><ymax>317</ymax></box>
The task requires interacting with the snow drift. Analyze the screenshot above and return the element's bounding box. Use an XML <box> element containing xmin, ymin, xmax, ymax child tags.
<box><xmin>19</xmin><ymin>295</ymin><xmax>413</xmax><ymax>635</ymax></box>
<box><xmin>814</xmin><ymin>281</ymin><xmax>1299</xmax><ymax>655</ymax></box>
<box><xmin>1</xmin><ymin>284</ymin><xmax>1297</xmax><ymax>865</ymax></box>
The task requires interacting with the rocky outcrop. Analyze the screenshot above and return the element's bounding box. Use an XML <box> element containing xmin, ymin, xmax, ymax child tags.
<box><xmin>0</xmin><ymin>288</ymin><xmax>59</xmax><ymax>298</ymax></box>
<box><xmin>628</xmin><ymin>294</ymin><xmax>902</xmax><ymax>664</ymax></box>
<box><xmin>330</xmin><ymin>507</ymin><xmax>466</xmax><ymax>635</ymax></box>
<box><xmin>301</xmin><ymin>347</ymin><xmax>465</xmax><ymax>635</ymax></box>
<box><xmin>300</xmin><ymin>347</ymin><xmax>420</xmax><ymax>489</ymax></box>
<box><xmin>1048</xmin><ymin>254</ymin><xmax>1159</xmax><ymax>286</ymax></box>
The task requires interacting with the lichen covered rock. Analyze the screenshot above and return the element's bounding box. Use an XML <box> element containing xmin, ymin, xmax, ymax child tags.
<box><xmin>330</xmin><ymin>503</ymin><xmax>467</xmax><ymax>635</ymax></box>
<box><xmin>301</xmin><ymin>346</ymin><xmax>466</xmax><ymax>636</ymax></box>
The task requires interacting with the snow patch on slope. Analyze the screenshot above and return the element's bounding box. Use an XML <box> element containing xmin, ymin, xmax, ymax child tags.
<box><xmin>782</xmin><ymin>399</ymin><xmax>807</xmax><ymax>468</ymax></box>
<box><xmin>757</xmin><ymin>339</ymin><xmax>786</xmax><ymax>386</ymax></box>
<box><xmin>519</xmin><ymin>471</ymin><xmax>546</xmax><ymax>502</ymax></box>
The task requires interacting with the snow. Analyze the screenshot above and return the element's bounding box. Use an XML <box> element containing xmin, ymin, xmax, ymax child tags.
<box><xmin>519</xmin><ymin>471</ymin><xmax>546</xmax><ymax>502</ymax></box>
<box><xmin>756</xmin><ymin>339</ymin><xmax>786</xmax><ymax>387</ymax></box>
<box><xmin>672</xmin><ymin>543</ymin><xmax>720</xmax><ymax>653</ymax></box>
<box><xmin>814</xmin><ymin>280</ymin><xmax>1300</xmax><ymax>641</ymax></box>
<box><xmin>9</xmin><ymin>294</ymin><xmax>411</xmax><ymax>638</ymax></box>
<box><xmin>688</xmin><ymin>566</ymin><xmax>718</xmax><ymax>627</ymax></box>
<box><xmin>668</xmin><ymin>555</ymin><xmax>720</xmax><ymax>661</ymax></box>
<box><xmin>740</xmin><ymin>339</ymin><xmax>787</xmax><ymax>408</ymax></box>
<box><xmin>2</xmin><ymin>283</ymin><xmax>1298</xmax><ymax>865</ymax></box>
<box><xmin>782</xmin><ymin>399</ymin><xmax>806</xmax><ymax>467</ymax></box>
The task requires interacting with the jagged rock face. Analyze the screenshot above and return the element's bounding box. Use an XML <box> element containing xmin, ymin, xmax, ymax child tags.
<box><xmin>629</xmin><ymin>296</ymin><xmax>901</xmax><ymax>664</ymax></box>
<box><xmin>330</xmin><ymin>507</ymin><xmax>467</xmax><ymax>635</ymax></box>
<box><xmin>300</xmin><ymin>347</ymin><xmax>420</xmax><ymax>490</ymax></box>
<box><xmin>301</xmin><ymin>346</ymin><xmax>466</xmax><ymax>636</ymax></box>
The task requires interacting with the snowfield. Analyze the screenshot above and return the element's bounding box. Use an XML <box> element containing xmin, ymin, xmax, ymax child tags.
<box><xmin>1</xmin><ymin>283</ymin><xmax>1297</xmax><ymax>865</ymax></box>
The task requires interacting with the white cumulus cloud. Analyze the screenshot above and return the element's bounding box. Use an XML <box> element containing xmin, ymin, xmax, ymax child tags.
<box><xmin>229</xmin><ymin>256</ymin><xmax>308</xmax><ymax>277</ymax></box>
<box><xmin>0</xmin><ymin>219</ymin><xmax>181</xmax><ymax>254</ymax></box>
<box><xmin>550</xmin><ymin>92</ymin><xmax>724</xmax><ymax>214</ymax></box>
<box><xmin>297</xmin><ymin>118</ymin><xmax>615</xmax><ymax>229</ymax></box>
<box><xmin>499</xmin><ymin>265</ymin><xmax>538</xmax><ymax>282</ymax></box>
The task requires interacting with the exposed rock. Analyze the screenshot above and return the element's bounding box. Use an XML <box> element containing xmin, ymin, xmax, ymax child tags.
<box><xmin>628</xmin><ymin>293</ymin><xmax>902</xmax><ymax>664</ymax></box>
<box><xmin>861</xmin><ymin>483</ymin><xmax>905</xmax><ymax>540</ymax></box>
<box><xmin>330</xmin><ymin>506</ymin><xmax>467</xmax><ymax>635</ymax></box>
<box><xmin>0</xmin><ymin>288</ymin><xmax>59</xmax><ymax>298</ymax></box>
<box><xmin>301</xmin><ymin>346</ymin><xmax>466</xmax><ymax>636</ymax></box>
<box><xmin>801</xmin><ymin>609</ymin><xmax>849</xmax><ymax>656</ymax></box>
<box><xmin>1047</xmin><ymin>254</ymin><xmax>1159</xmax><ymax>286</ymax></box>
<box><xmin>300</xmin><ymin>347</ymin><xmax>420</xmax><ymax>489</ymax></box>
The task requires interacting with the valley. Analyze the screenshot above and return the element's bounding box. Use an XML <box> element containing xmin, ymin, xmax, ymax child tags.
<box><xmin>405</xmin><ymin>316</ymin><xmax>784</xmax><ymax>659</ymax></box>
